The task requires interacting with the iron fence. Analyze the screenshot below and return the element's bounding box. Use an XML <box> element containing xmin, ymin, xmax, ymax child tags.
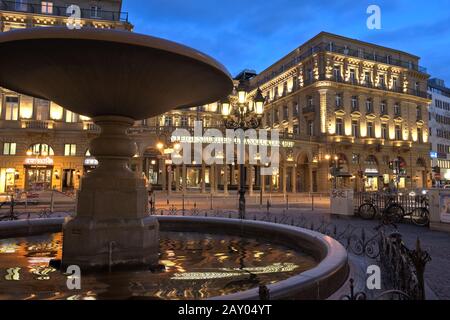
<box><xmin>354</xmin><ymin>192</ymin><xmax>429</xmax><ymax>215</ymax></box>
<box><xmin>153</xmin><ymin>207</ymin><xmax>430</xmax><ymax>300</ymax></box>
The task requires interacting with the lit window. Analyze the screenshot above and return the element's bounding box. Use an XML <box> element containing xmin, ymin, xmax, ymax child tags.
<box><xmin>65</xmin><ymin>110</ymin><xmax>77</xmax><ymax>123</ymax></box>
<box><xmin>41</xmin><ymin>1</ymin><xmax>53</xmax><ymax>14</ymax></box>
<box><xmin>64</xmin><ymin>144</ymin><xmax>77</xmax><ymax>156</ymax></box>
<box><xmin>5</xmin><ymin>96</ymin><xmax>19</xmax><ymax>121</ymax></box>
<box><xmin>3</xmin><ymin>142</ymin><xmax>17</xmax><ymax>155</ymax></box>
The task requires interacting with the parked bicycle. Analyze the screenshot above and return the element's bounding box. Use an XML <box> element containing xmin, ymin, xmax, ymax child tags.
<box><xmin>409</xmin><ymin>195</ymin><xmax>430</xmax><ymax>227</ymax></box>
<box><xmin>358</xmin><ymin>194</ymin><xmax>404</xmax><ymax>226</ymax></box>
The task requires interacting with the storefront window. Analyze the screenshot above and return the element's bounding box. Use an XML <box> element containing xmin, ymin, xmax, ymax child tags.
<box><xmin>0</xmin><ymin>168</ymin><xmax>16</xmax><ymax>193</ymax></box>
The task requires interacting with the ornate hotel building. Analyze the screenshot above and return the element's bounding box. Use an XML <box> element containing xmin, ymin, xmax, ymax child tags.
<box><xmin>0</xmin><ymin>4</ymin><xmax>432</xmax><ymax>195</ymax></box>
<box><xmin>248</xmin><ymin>32</ymin><xmax>431</xmax><ymax>192</ymax></box>
<box><xmin>0</xmin><ymin>0</ymin><xmax>132</xmax><ymax>194</ymax></box>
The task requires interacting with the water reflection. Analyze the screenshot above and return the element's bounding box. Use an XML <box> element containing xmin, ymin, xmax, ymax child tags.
<box><xmin>0</xmin><ymin>232</ymin><xmax>317</xmax><ymax>300</ymax></box>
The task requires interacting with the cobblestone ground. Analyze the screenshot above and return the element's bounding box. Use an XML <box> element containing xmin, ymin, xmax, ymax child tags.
<box><xmin>244</xmin><ymin>207</ymin><xmax>450</xmax><ymax>300</ymax></box>
<box><xmin>1</xmin><ymin>193</ymin><xmax>449</xmax><ymax>299</ymax></box>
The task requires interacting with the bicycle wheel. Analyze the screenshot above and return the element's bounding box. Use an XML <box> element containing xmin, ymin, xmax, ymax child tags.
<box><xmin>358</xmin><ymin>203</ymin><xmax>376</xmax><ymax>220</ymax></box>
<box><xmin>385</xmin><ymin>204</ymin><xmax>404</xmax><ymax>224</ymax></box>
<box><xmin>411</xmin><ymin>208</ymin><xmax>430</xmax><ymax>227</ymax></box>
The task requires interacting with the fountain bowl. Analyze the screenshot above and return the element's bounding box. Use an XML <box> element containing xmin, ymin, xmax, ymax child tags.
<box><xmin>0</xmin><ymin>217</ymin><xmax>349</xmax><ymax>300</ymax></box>
<box><xmin>0</xmin><ymin>27</ymin><xmax>233</xmax><ymax>119</ymax></box>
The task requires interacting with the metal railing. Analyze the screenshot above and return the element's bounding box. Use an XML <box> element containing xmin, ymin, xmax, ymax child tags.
<box><xmin>0</xmin><ymin>0</ymin><xmax>129</xmax><ymax>22</ymax></box>
<box><xmin>354</xmin><ymin>192</ymin><xmax>429</xmax><ymax>215</ymax></box>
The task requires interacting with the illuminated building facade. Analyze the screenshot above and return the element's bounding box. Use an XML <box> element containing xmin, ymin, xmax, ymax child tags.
<box><xmin>0</xmin><ymin>10</ymin><xmax>432</xmax><ymax>195</ymax></box>
<box><xmin>248</xmin><ymin>32</ymin><xmax>431</xmax><ymax>192</ymax></box>
<box><xmin>428</xmin><ymin>78</ymin><xmax>450</xmax><ymax>186</ymax></box>
<box><xmin>0</xmin><ymin>0</ymin><xmax>131</xmax><ymax>193</ymax></box>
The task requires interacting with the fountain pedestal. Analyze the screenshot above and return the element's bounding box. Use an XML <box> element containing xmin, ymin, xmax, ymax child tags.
<box><xmin>62</xmin><ymin>116</ymin><xmax>159</xmax><ymax>269</ymax></box>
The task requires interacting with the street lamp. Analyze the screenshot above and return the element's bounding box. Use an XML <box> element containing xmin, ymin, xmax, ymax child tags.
<box><xmin>221</xmin><ymin>82</ymin><xmax>265</xmax><ymax>220</ymax></box>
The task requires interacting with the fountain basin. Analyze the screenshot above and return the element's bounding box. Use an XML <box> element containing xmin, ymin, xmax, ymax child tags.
<box><xmin>0</xmin><ymin>217</ymin><xmax>348</xmax><ymax>300</ymax></box>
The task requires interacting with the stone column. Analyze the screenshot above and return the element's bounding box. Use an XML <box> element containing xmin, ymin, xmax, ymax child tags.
<box><xmin>318</xmin><ymin>89</ymin><xmax>328</xmax><ymax>134</ymax></box>
<box><xmin>282</xmin><ymin>165</ymin><xmax>287</xmax><ymax>195</ymax></box>
<box><xmin>62</xmin><ymin>116</ymin><xmax>159</xmax><ymax>269</ymax></box>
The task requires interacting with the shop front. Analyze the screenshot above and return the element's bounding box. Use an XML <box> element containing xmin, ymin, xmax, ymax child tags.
<box><xmin>24</xmin><ymin>157</ymin><xmax>54</xmax><ymax>191</ymax></box>
<box><xmin>363</xmin><ymin>156</ymin><xmax>380</xmax><ymax>192</ymax></box>
<box><xmin>364</xmin><ymin>169</ymin><xmax>380</xmax><ymax>191</ymax></box>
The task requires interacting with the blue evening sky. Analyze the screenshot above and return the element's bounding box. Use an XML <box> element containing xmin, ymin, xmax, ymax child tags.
<box><xmin>122</xmin><ymin>0</ymin><xmax>450</xmax><ymax>85</ymax></box>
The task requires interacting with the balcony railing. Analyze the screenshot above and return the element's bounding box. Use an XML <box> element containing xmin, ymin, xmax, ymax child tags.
<box><xmin>0</xmin><ymin>1</ymin><xmax>129</xmax><ymax>22</ymax></box>
<box><xmin>254</xmin><ymin>42</ymin><xmax>428</xmax><ymax>89</ymax></box>
<box><xmin>303</xmin><ymin>105</ymin><xmax>316</xmax><ymax>114</ymax></box>
<box><xmin>313</xmin><ymin>73</ymin><xmax>430</xmax><ymax>99</ymax></box>
<box><xmin>21</xmin><ymin>119</ymin><xmax>53</xmax><ymax>129</ymax></box>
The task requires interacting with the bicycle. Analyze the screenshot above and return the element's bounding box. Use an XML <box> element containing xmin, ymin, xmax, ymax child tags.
<box><xmin>358</xmin><ymin>194</ymin><xmax>404</xmax><ymax>225</ymax></box>
<box><xmin>409</xmin><ymin>195</ymin><xmax>430</xmax><ymax>227</ymax></box>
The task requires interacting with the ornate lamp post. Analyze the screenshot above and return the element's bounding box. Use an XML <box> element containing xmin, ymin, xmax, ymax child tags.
<box><xmin>221</xmin><ymin>81</ymin><xmax>265</xmax><ymax>219</ymax></box>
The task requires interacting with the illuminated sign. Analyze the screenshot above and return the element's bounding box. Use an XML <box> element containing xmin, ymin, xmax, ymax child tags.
<box><xmin>430</xmin><ymin>151</ymin><xmax>438</xmax><ymax>159</ymax></box>
<box><xmin>84</xmin><ymin>158</ymin><xmax>99</xmax><ymax>166</ymax></box>
<box><xmin>24</xmin><ymin>157</ymin><xmax>54</xmax><ymax>166</ymax></box>
<box><xmin>170</xmin><ymin>135</ymin><xmax>295</xmax><ymax>148</ymax></box>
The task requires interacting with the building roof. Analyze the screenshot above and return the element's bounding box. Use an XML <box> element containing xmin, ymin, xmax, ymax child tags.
<box><xmin>253</xmin><ymin>31</ymin><xmax>423</xmax><ymax>83</ymax></box>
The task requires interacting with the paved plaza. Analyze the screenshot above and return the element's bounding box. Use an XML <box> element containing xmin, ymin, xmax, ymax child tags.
<box><xmin>1</xmin><ymin>191</ymin><xmax>449</xmax><ymax>299</ymax></box>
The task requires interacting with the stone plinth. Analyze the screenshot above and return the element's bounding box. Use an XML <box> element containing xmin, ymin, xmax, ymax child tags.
<box><xmin>331</xmin><ymin>189</ymin><xmax>354</xmax><ymax>216</ymax></box>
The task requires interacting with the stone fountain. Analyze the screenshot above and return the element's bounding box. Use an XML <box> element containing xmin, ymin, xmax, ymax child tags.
<box><xmin>0</xmin><ymin>27</ymin><xmax>233</xmax><ymax>269</ymax></box>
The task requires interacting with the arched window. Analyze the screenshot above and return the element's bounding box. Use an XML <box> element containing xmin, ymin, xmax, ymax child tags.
<box><xmin>27</xmin><ymin>144</ymin><xmax>54</xmax><ymax>156</ymax></box>
<box><xmin>365</xmin><ymin>155</ymin><xmax>378</xmax><ymax>167</ymax></box>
